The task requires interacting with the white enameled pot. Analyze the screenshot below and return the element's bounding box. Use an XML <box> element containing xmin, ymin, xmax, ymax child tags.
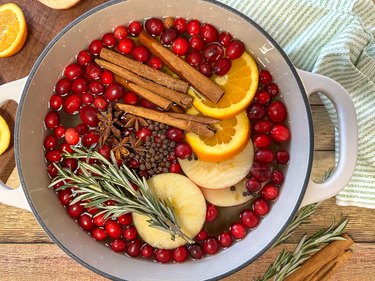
<box><xmin>0</xmin><ymin>0</ymin><xmax>357</xmax><ymax>280</ymax></box>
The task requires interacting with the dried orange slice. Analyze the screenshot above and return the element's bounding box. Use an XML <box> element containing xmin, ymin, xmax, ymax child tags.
<box><xmin>0</xmin><ymin>3</ymin><xmax>27</xmax><ymax>58</ymax></box>
<box><xmin>188</xmin><ymin>51</ymin><xmax>259</xmax><ymax>119</ymax></box>
<box><xmin>185</xmin><ymin>108</ymin><xmax>250</xmax><ymax>162</ymax></box>
<box><xmin>0</xmin><ymin>115</ymin><xmax>11</xmax><ymax>155</ymax></box>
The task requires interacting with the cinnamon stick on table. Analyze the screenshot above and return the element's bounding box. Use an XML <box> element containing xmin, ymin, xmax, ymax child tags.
<box><xmin>115</xmin><ymin>103</ymin><xmax>216</xmax><ymax>138</ymax></box>
<box><xmin>100</xmin><ymin>48</ymin><xmax>189</xmax><ymax>93</ymax></box>
<box><xmin>138</xmin><ymin>31</ymin><xmax>224</xmax><ymax>103</ymax></box>
<box><xmin>96</xmin><ymin>58</ymin><xmax>193</xmax><ymax>109</ymax></box>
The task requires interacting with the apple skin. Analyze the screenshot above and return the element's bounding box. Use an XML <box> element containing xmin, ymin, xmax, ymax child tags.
<box><xmin>38</xmin><ymin>0</ymin><xmax>81</xmax><ymax>9</ymax></box>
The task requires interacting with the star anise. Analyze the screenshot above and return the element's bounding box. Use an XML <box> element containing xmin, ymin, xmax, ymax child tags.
<box><xmin>97</xmin><ymin>104</ymin><xmax>122</xmax><ymax>147</ymax></box>
<box><xmin>122</xmin><ymin>113</ymin><xmax>149</xmax><ymax>131</ymax></box>
<box><xmin>129</xmin><ymin>135</ymin><xmax>145</xmax><ymax>154</ymax></box>
<box><xmin>112</xmin><ymin>137</ymin><xmax>130</xmax><ymax>161</ymax></box>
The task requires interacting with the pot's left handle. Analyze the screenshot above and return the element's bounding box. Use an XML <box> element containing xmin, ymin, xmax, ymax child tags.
<box><xmin>0</xmin><ymin>77</ymin><xmax>31</xmax><ymax>211</ymax></box>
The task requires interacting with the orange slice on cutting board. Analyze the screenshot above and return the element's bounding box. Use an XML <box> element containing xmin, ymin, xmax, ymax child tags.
<box><xmin>188</xmin><ymin>51</ymin><xmax>259</xmax><ymax>119</ymax></box>
<box><xmin>0</xmin><ymin>115</ymin><xmax>11</xmax><ymax>155</ymax></box>
<box><xmin>0</xmin><ymin>3</ymin><xmax>27</xmax><ymax>58</ymax></box>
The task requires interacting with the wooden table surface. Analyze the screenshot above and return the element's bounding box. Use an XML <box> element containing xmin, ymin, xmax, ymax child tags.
<box><xmin>0</xmin><ymin>1</ymin><xmax>374</xmax><ymax>280</ymax></box>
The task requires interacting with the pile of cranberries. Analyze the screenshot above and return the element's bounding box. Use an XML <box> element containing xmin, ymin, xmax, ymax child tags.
<box><xmin>43</xmin><ymin>17</ymin><xmax>290</xmax><ymax>263</ymax></box>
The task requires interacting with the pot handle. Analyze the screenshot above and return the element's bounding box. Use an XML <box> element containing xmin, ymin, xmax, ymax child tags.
<box><xmin>297</xmin><ymin>70</ymin><xmax>357</xmax><ymax>207</ymax></box>
<box><xmin>0</xmin><ymin>76</ymin><xmax>31</xmax><ymax>211</ymax></box>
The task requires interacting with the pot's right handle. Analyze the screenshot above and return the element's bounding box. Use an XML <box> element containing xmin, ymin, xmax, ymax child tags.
<box><xmin>297</xmin><ymin>70</ymin><xmax>358</xmax><ymax>208</ymax></box>
<box><xmin>0</xmin><ymin>77</ymin><xmax>31</xmax><ymax>211</ymax></box>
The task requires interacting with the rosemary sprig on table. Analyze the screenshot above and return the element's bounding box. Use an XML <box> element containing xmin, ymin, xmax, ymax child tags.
<box><xmin>50</xmin><ymin>147</ymin><xmax>192</xmax><ymax>243</ymax></box>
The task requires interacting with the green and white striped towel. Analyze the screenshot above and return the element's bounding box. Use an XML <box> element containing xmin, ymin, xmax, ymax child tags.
<box><xmin>219</xmin><ymin>0</ymin><xmax>375</xmax><ymax>208</ymax></box>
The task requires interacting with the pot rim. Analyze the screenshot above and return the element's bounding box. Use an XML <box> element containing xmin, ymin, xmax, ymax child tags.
<box><xmin>15</xmin><ymin>0</ymin><xmax>314</xmax><ymax>280</ymax></box>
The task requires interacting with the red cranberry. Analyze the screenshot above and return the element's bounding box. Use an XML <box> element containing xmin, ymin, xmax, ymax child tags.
<box><xmin>268</xmin><ymin>101</ymin><xmax>287</xmax><ymax>123</ymax></box>
<box><xmin>262</xmin><ymin>184</ymin><xmax>279</xmax><ymax>201</ymax></box>
<box><xmin>213</xmin><ymin>58</ymin><xmax>232</xmax><ymax>76</ymax></box>
<box><xmin>105</xmin><ymin>82</ymin><xmax>125</xmax><ymax>101</ymax></box>
<box><xmin>98</xmin><ymin>144</ymin><xmax>111</xmax><ymax>159</ymax></box>
<box><xmin>264</xmin><ymin>83</ymin><xmax>279</xmax><ymax>97</ymax></box>
<box><xmin>64</xmin><ymin>128</ymin><xmax>79</xmax><ymax>145</ymax></box>
<box><xmin>199</xmin><ymin>62</ymin><xmax>213</xmax><ymax>77</ymax></box>
<box><xmin>254</xmin><ymin>149</ymin><xmax>275</xmax><ymax>164</ymax></box>
<box><xmin>123</xmin><ymin>91</ymin><xmax>138</xmax><ymax>106</ymax></box>
<box><xmin>167</xmin><ymin>152</ymin><xmax>176</xmax><ymax>162</ymax></box>
<box><xmin>64</xmin><ymin>63</ymin><xmax>83</xmax><ymax>81</ymax></box>
<box><xmin>71</xmin><ymin>77</ymin><xmax>88</xmax><ymax>94</ymax></box>
<box><xmin>169</xmin><ymin>162</ymin><xmax>182</xmax><ymax>173</ymax></box>
<box><xmin>254</xmin><ymin>134</ymin><xmax>272</xmax><ymax>149</ymax></box>
<box><xmin>203</xmin><ymin>43</ymin><xmax>224</xmax><ymax>63</ymax></box>
<box><xmin>219</xmin><ymin>32</ymin><xmax>233</xmax><ymax>47</ymax></box>
<box><xmin>124</xmin><ymin>225</ymin><xmax>137</xmax><ymax>240</ymax></box>
<box><xmin>256</xmin><ymin>90</ymin><xmax>271</xmax><ymax>104</ymax></box>
<box><xmin>173</xmin><ymin>246</ymin><xmax>188</xmax><ymax>262</ymax></box>
<box><xmin>139</xmin><ymin>98</ymin><xmax>156</xmax><ymax>109</ymax></box>
<box><xmin>88</xmin><ymin>39</ymin><xmax>103</xmax><ymax>56</ymax></box>
<box><xmin>203</xmin><ymin>236</ymin><xmax>219</xmax><ymax>255</ymax></box>
<box><xmin>64</xmin><ymin>158</ymin><xmax>78</xmax><ymax>171</ymax></box>
<box><xmin>101</xmin><ymin>70</ymin><xmax>114</xmax><ymax>85</ymax></box>
<box><xmin>136</xmin><ymin>127</ymin><xmax>152</xmax><ymax>141</ymax></box>
<box><xmin>127</xmin><ymin>21</ymin><xmax>143</xmax><ymax>37</ymax></box>
<box><xmin>117</xmin><ymin>213</ymin><xmax>132</xmax><ymax>226</ymax></box>
<box><xmin>195</xmin><ymin>229</ymin><xmax>208</xmax><ymax>241</ymax></box>
<box><xmin>63</xmin><ymin>94</ymin><xmax>81</xmax><ymax>115</ymax></box>
<box><xmin>174</xmin><ymin>18</ymin><xmax>187</xmax><ymax>33</ymax></box>
<box><xmin>272</xmin><ymin>170</ymin><xmax>284</xmax><ymax>185</ymax></box>
<box><xmin>59</xmin><ymin>142</ymin><xmax>73</xmax><ymax>154</ymax></box>
<box><xmin>250</xmin><ymin>164</ymin><xmax>271</xmax><ymax>182</ymax></box>
<box><xmin>230</xmin><ymin>222</ymin><xmax>247</xmax><ymax>239</ymax></box>
<box><xmin>200</xmin><ymin>23</ymin><xmax>219</xmax><ymax>43</ymax></box>
<box><xmin>77</xmin><ymin>50</ymin><xmax>92</xmax><ymax>66</ymax></box>
<box><xmin>254</xmin><ymin>120</ymin><xmax>272</xmax><ymax>134</ymax></box>
<box><xmin>172</xmin><ymin>37</ymin><xmax>189</xmax><ymax>56</ymax></box>
<box><xmin>67</xmin><ymin>202</ymin><xmax>84</xmax><ymax>218</ymax></box>
<box><xmin>188</xmin><ymin>243</ymin><xmax>204</xmax><ymax>259</ymax></box>
<box><xmin>226</xmin><ymin>40</ymin><xmax>245</xmax><ymax>60</ymax></box>
<box><xmin>259</xmin><ymin>69</ymin><xmax>273</xmax><ymax>84</ymax></box>
<box><xmin>47</xmin><ymin>163</ymin><xmax>58</xmax><ymax>178</ymax></box>
<box><xmin>49</xmin><ymin>94</ymin><xmax>63</xmax><ymax>110</ymax></box>
<box><xmin>44</xmin><ymin>135</ymin><xmax>57</xmax><ymax>150</ymax></box>
<box><xmin>93</xmin><ymin>213</ymin><xmax>107</xmax><ymax>227</ymax></box>
<box><xmin>91</xmin><ymin>227</ymin><xmax>107</xmax><ymax>241</ymax></box>
<box><xmin>174</xmin><ymin>142</ymin><xmax>192</xmax><ymax>159</ymax></box>
<box><xmin>186</xmin><ymin>51</ymin><xmax>203</xmax><ymax>67</ymax></box>
<box><xmin>145</xmin><ymin>18</ymin><xmax>164</xmax><ymax>36</ymax></box>
<box><xmin>78</xmin><ymin>214</ymin><xmax>94</xmax><ymax>231</ymax></box>
<box><xmin>94</xmin><ymin>96</ymin><xmax>109</xmax><ymax>111</ymax></box>
<box><xmin>102</xmin><ymin>32</ymin><xmax>117</xmax><ymax>48</ymax></box>
<box><xmin>247</xmin><ymin>102</ymin><xmax>267</xmax><ymax>121</ymax></box>
<box><xmin>271</xmin><ymin>125</ymin><xmax>290</xmax><ymax>142</ymax></box>
<box><xmin>58</xmin><ymin>188</ymin><xmax>72</xmax><ymax>206</ymax></box>
<box><xmin>166</xmin><ymin>127</ymin><xmax>184</xmax><ymax>142</ymax></box>
<box><xmin>114</xmin><ymin>25</ymin><xmax>128</xmax><ymax>40</ymax></box>
<box><xmin>81</xmin><ymin>92</ymin><xmax>94</xmax><ymax>106</ymax></box>
<box><xmin>89</xmin><ymin>81</ymin><xmax>105</xmax><ymax>95</ymax></box>
<box><xmin>117</xmin><ymin>38</ymin><xmax>135</xmax><ymax>55</ymax></box>
<box><xmin>105</xmin><ymin>220</ymin><xmax>123</xmax><ymax>239</ymax></box>
<box><xmin>253</xmin><ymin>197</ymin><xmax>270</xmax><ymax>216</ymax></box>
<box><xmin>44</xmin><ymin>111</ymin><xmax>60</xmax><ymax>129</ymax></box>
<box><xmin>245</xmin><ymin>178</ymin><xmax>261</xmax><ymax>192</ymax></box>
<box><xmin>110</xmin><ymin>239</ymin><xmax>126</xmax><ymax>252</ymax></box>
<box><xmin>55</xmin><ymin>78</ymin><xmax>71</xmax><ymax>96</ymax></box>
<box><xmin>155</xmin><ymin>249</ymin><xmax>172</xmax><ymax>263</ymax></box>
<box><xmin>127</xmin><ymin>158</ymin><xmax>140</xmax><ymax>169</ymax></box>
<box><xmin>148</xmin><ymin>57</ymin><xmax>163</xmax><ymax>69</ymax></box>
<box><xmin>141</xmin><ymin>244</ymin><xmax>154</xmax><ymax>258</ymax></box>
<box><xmin>82</xmin><ymin>131</ymin><xmax>100</xmax><ymax>147</ymax></box>
<box><xmin>218</xmin><ymin>231</ymin><xmax>232</xmax><ymax>248</ymax></box>
<box><xmin>79</xmin><ymin>106</ymin><xmax>99</xmax><ymax>127</ymax></box>
<box><xmin>206</xmin><ymin>203</ymin><xmax>218</xmax><ymax>222</ymax></box>
<box><xmin>187</xmin><ymin>20</ymin><xmax>201</xmax><ymax>36</ymax></box>
<box><xmin>85</xmin><ymin>62</ymin><xmax>103</xmax><ymax>80</ymax></box>
<box><xmin>189</xmin><ymin>35</ymin><xmax>205</xmax><ymax>51</ymax></box>
<box><xmin>132</xmin><ymin>46</ymin><xmax>150</xmax><ymax>63</ymax></box>
<box><xmin>276</xmin><ymin>151</ymin><xmax>290</xmax><ymax>164</ymax></box>
<box><xmin>240</xmin><ymin>209</ymin><xmax>259</xmax><ymax>228</ymax></box>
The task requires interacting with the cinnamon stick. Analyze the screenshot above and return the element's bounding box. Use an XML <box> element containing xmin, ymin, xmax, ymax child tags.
<box><xmin>100</xmin><ymin>48</ymin><xmax>189</xmax><ymax>93</ymax></box>
<box><xmin>115</xmin><ymin>103</ymin><xmax>215</xmax><ymax>138</ymax></box>
<box><xmin>284</xmin><ymin>234</ymin><xmax>353</xmax><ymax>281</ymax></box>
<box><xmin>167</xmin><ymin>112</ymin><xmax>219</xmax><ymax>124</ymax></box>
<box><xmin>115</xmin><ymin>75</ymin><xmax>172</xmax><ymax>111</ymax></box>
<box><xmin>138</xmin><ymin>31</ymin><xmax>224</xmax><ymax>103</ymax></box>
<box><xmin>95</xmin><ymin>58</ymin><xmax>193</xmax><ymax>108</ymax></box>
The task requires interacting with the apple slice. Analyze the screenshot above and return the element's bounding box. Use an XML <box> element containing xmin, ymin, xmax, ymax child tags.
<box><xmin>132</xmin><ymin>173</ymin><xmax>206</xmax><ymax>249</ymax></box>
<box><xmin>38</xmin><ymin>0</ymin><xmax>80</xmax><ymax>9</ymax></box>
<box><xmin>178</xmin><ymin>139</ymin><xmax>254</xmax><ymax>189</ymax></box>
<box><xmin>201</xmin><ymin>179</ymin><xmax>253</xmax><ymax>207</ymax></box>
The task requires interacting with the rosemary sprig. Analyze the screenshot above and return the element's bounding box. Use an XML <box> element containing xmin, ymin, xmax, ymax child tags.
<box><xmin>50</xmin><ymin>147</ymin><xmax>192</xmax><ymax>243</ymax></box>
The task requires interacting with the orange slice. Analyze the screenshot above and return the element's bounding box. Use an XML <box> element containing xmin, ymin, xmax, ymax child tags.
<box><xmin>38</xmin><ymin>0</ymin><xmax>81</xmax><ymax>10</ymax></box>
<box><xmin>188</xmin><ymin>51</ymin><xmax>259</xmax><ymax>119</ymax></box>
<box><xmin>185</xmin><ymin>108</ymin><xmax>250</xmax><ymax>162</ymax></box>
<box><xmin>0</xmin><ymin>3</ymin><xmax>27</xmax><ymax>58</ymax></box>
<box><xmin>0</xmin><ymin>115</ymin><xmax>11</xmax><ymax>155</ymax></box>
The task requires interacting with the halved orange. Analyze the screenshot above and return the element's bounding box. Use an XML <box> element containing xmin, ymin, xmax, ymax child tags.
<box><xmin>0</xmin><ymin>3</ymin><xmax>27</xmax><ymax>58</ymax></box>
<box><xmin>188</xmin><ymin>51</ymin><xmax>259</xmax><ymax>119</ymax></box>
<box><xmin>0</xmin><ymin>115</ymin><xmax>11</xmax><ymax>155</ymax></box>
<box><xmin>185</xmin><ymin>107</ymin><xmax>250</xmax><ymax>162</ymax></box>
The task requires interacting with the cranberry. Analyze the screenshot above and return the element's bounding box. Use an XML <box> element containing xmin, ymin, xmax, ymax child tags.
<box><xmin>93</xmin><ymin>213</ymin><xmax>107</xmax><ymax>227</ymax></box>
<box><xmin>195</xmin><ymin>229</ymin><xmax>208</xmax><ymax>241</ymax></box>
<box><xmin>264</xmin><ymin>83</ymin><xmax>279</xmax><ymax>97</ymax></box>
<box><xmin>127</xmin><ymin>21</ymin><xmax>143</xmax><ymax>37</ymax></box>
<box><xmin>63</xmin><ymin>94</ymin><xmax>81</xmax><ymax>115</ymax></box>
<box><xmin>64</xmin><ymin>128</ymin><xmax>80</xmax><ymax>145</ymax></box>
<box><xmin>67</xmin><ymin>202</ymin><xmax>84</xmax><ymax>218</ymax></box>
<box><xmin>105</xmin><ymin>83</ymin><xmax>125</xmax><ymax>101</ymax></box>
<box><xmin>139</xmin><ymin>98</ymin><xmax>156</xmax><ymax>109</ymax></box>
<box><xmin>218</xmin><ymin>231</ymin><xmax>232</xmax><ymax>247</ymax></box>
<box><xmin>254</xmin><ymin>149</ymin><xmax>275</xmax><ymax>164</ymax></box>
<box><xmin>166</xmin><ymin>127</ymin><xmax>184</xmax><ymax>142</ymax></box>
<box><xmin>259</xmin><ymin>69</ymin><xmax>272</xmax><ymax>84</ymax></box>
<box><xmin>254</xmin><ymin>120</ymin><xmax>272</xmax><ymax>134</ymax></box>
<box><xmin>256</xmin><ymin>90</ymin><xmax>271</xmax><ymax>104</ymax></box>
<box><xmin>110</xmin><ymin>239</ymin><xmax>126</xmax><ymax>252</ymax></box>
<box><xmin>200</xmin><ymin>23</ymin><xmax>219</xmax><ymax>43</ymax></box>
<box><xmin>102</xmin><ymin>32</ymin><xmax>117</xmax><ymax>48</ymax></box>
<box><xmin>82</xmin><ymin>131</ymin><xmax>100</xmax><ymax>147</ymax></box>
<box><xmin>44</xmin><ymin>135</ymin><xmax>57</xmax><ymax>150</ymax></box>
<box><xmin>55</xmin><ymin>78</ymin><xmax>71</xmax><ymax>96</ymax></box>
<box><xmin>88</xmin><ymin>39</ymin><xmax>103</xmax><ymax>56</ymax></box>
<box><xmin>148</xmin><ymin>57</ymin><xmax>163</xmax><ymax>69</ymax></box>
<box><xmin>188</xmin><ymin>243</ymin><xmax>204</xmax><ymax>259</ymax></box>
<box><xmin>174</xmin><ymin>18</ymin><xmax>187</xmax><ymax>33</ymax></box>
<box><xmin>71</xmin><ymin>78</ymin><xmax>88</xmax><ymax>94</ymax></box>
<box><xmin>240</xmin><ymin>209</ymin><xmax>259</xmax><ymax>228</ymax></box>
<box><xmin>81</xmin><ymin>92</ymin><xmax>94</xmax><ymax>105</ymax></box>
<box><xmin>145</xmin><ymin>18</ymin><xmax>164</xmax><ymax>36</ymax></box>
<box><xmin>245</xmin><ymin>178</ymin><xmax>261</xmax><ymax>192</ymax></box>
<box><xmin>89</xmin><ymin>81</ymin><xmax>105</xmax><ymax>95</ymax></box>
<box><xmin>101</xmin><ymin>70</ymin><xmax>114</xmax><ymax>85</ymax></box>
<box><xmin>85</xmin><ymin>62</ymin><xmax>103</xmax><ymax>80</ymax></box>
<box><xmin>189</xmin><ymin>35</ymin><xmax>205</xmax><ymax>51</ymax></box>
<box><xmin>213</xmin><ymin>58</ymin><xmax>232</xmax><ymax>76</ymax></box>
<box><xmin>253</xmin><ymin>197</ymin><xmax>270</xmax><ymax>216</ymax></box>
<box><xmin>173</xmin><ymin>246</ymin><xmax>188</xmax><ymax>262</ymax></box>
<box><xmin>187</xmin><ymin>20</ymin><xmax>201</xmax><ymax>36</ymax></box>
<box><xmin>203</xmin><ymin>236</ymin><xmax>219</xmax><ymax>255</ymax></box>
<box><xmin>230</xmin><ymin>222</ymin><xmax>247</xmax><ymax>239</ymax></box>
<box><xmin>59</xmin><ymin>142</ymin><xmax>73</xmax><ymax>154</ymax></box>
<box><xmin>169</xmin><ymin>162</ymin><xmax>182</xmax><ymax>173</ymax></box>
<box><xmin>271</xmin><ymin>125</ymin><xmax>290</xmax><ymax>142</ymax></box>
<box><xmin>172</xmin><ymin>37</ymin><xmax>189</xmax><ymax>56</ymax></box>
<box><xmin>114</xmin><ymin>25</ymin><xmax>128</xmax><ymax>40</ymax></box>
<box><xmin>219</xmin><ymin>32</ymin><xmax>233</xmax><ymax>47</ymax></box>
<box><xmin>167</xmin><ymin>152</ymin><xmax>176</xmax><ymax>162</ymax></box>
<box><xmin>123</xmin><ymin>91</ymin><xmax>139</xmax><ymax>105</ymax></box>
<box><xmin>64</xmin><ymin>158</ymin><xmax>78</xmax><ymax>171</ymax></box>
<box><xmin>117</xmin><ymin>213</ymin><xmax>132</xmax><ymax>226</ymax></box>
<box><xmin>124</xmin><ymin>225</ymin><xmax>138</xmax><ymax>240</ymax></box>
<box><xmin>127</xmin><ymin>158</ymin><xmax>140</xmax><ymax>169</ymax></box>
<box><xmin>272</xmin><ymin>170</ymin><xmax>284</xmax><ymax>185</ymax></box>
<box><xmin>159</xmin><ymin>28</ymin><xmax>178</xmax><ymax>46</ymax></box>
<box><xmin>276</xmin><ymin>151</ymin><xmax>290</xmax><ymax>164</ymax></box>
<box><xmin>44</xmin><ymin>111</ymin><xmax>60</xmax><ymax>129</ymax></box>
<box><xmin>98</xmin><ymin>144</ymin><xmax>111</xmax><ymax>159</ymax></box>
<box><xmin>226</xmin><ymin>40</ymin><xmax>245</xmax><ymax>60</ymax></box>
<box><xmin>247</xmin><ymin>102</ymin><xmax>267</xmax><ymax>121</ymax></box>
<box><xmin>262</xmin><ymin>184</ymin><xmax>279</xmax><ymax>201</ymax></box>
<box><xmin>132</xmin><ymin>46</ymin><xmax>150</xmax><ymax>63</ymax></box>
<box><xmin>206</xmin><ymin>203</ymin><xmax>218</xmax><ymax>222</ymax></box>
<box><xmin>268</xmin><ymin>101</ymin><xmax>287</xmax><ymax>123</ymax></box>
<box><xmin>64</xmin><ymin>63</ymin><xmax>83</xmax><ymax>81</ymax></box>
<box><xmin>250</xmin><ymin>164</ymin><xmax>271</xmax><ymax>182</ymax></box>
<box><xmin>49</xmin><ymin>95</ymin><xmax>63</xmax><ymax>110</ymax></box>
<box><xmin>199</xmin><ymin>62</ymin><xmax>213</xmax><ymax>77</ymax></box>
<box><xmin>78</xmin><ymin>214</ymin><xmax>94</xmax><ymax>231</ymax></box>
<box><xmin>94</xmin><ymin>96</ymin><xmax>109</xmax><ymax>111</ymax></box>
<box><xmin>141</xmin><ymin>244</ymin><xmax>154</xmax><ymax>258</ymax></box>
<box><xmin>58</xmin><ymin>188</ymin><xmax>72</xmax><ymax>206</ymax></box>
<box><xmin>79</xmin><ymin>106</ymin><xmax>99</xmax><ymax>127</ymax></box>
<box><xmin>77</xmin><ymin>50</ymin><xmax>92</xmax><ymax>66</ymax></box>
<box><xmin>203</xmin><ymin>43</ymin><xmax>224</xmax><ymax>63</ymax></box>
<box><xmin>117</xmin><ymin>38</ymin><xmax>135</xmax><ymax>55</ymax></box>
<box><xmin>91</xmin><ymin>227</ymin><xmax>107</xmax><ymax>241</ymax></box>
<box><xmin>186</xmin><ymin>51</ymin><xmax>203</xmax><ymax>67</ymax></box>
<box><xmin>47</xmin><ymin>163</ymin><xmax>58</xmax><ymax>178</ymax></box>
<box><xmin>136</xmin><ymin>127</ymin><xmax>152</xmax><ymax>141</ymax></box>
<box><xmin>174</xmin><ymin>142</ymin><xmax>192</xmax><ymax>159</ymax></box>
<box><xmin>155</xmin><ymin>249</ymin><xmax>172</xmax><ymax>263</ymax></box>
<box><xmin>254</xmin><ymin>134</ymin><xmax>272</xmax><ymax>149</ymax></box>
<box><xmin>105</xmin><ymin>220</ymin><xmax>123</xmax><ymax>239</ymax></box>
